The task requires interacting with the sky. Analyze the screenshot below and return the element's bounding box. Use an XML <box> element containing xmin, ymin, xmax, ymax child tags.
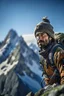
<box><xmin>0</xmin><ymin>0</ymin><xmax>64</xmax><ymax>41</ymax></box>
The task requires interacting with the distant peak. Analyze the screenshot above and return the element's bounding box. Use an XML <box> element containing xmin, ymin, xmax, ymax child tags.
<box><xmin>4</xmin><ymin>29</ymin><xmax>18</xmax><ymax>42</ymax></box>
<box><xmin>9</xmin><ymin>29</ymin><xmax>17</xmax><ymax>36</ymax></box>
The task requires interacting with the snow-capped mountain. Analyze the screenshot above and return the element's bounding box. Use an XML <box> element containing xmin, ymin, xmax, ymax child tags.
<box><xmin>0</xmin><ymin>29</ymin><xmax>43</xmax><ymax>96</ymax></box>
<box><xmin>22</xmin><ymin>34</ymin><xmax>39</xmax><ymax>55</ymax></box>
<box><xmin>29</xmin><ymin>43</ymin><xmax>39</xmax><ymax>55</ymax></box>
<box><xmin>0</xmin><ymin>29</ymin><xmax>21</xmax><ymax>63</ymax></box>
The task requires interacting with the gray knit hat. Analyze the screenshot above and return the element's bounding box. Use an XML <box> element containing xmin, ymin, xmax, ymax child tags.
<box><xmin>34</xmin><ymin>17</ymin><xmax>54</xmax><ymax>39</ymax></box>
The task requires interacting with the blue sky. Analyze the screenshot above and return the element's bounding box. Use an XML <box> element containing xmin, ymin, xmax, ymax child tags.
<box><xmin>0</xmin><ymin>0</ymin><xmax>64</xmax><ymax>41</ymax></box>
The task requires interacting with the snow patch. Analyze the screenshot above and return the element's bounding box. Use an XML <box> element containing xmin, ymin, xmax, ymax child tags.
<box><xmin>0</xmin><ymin>43</ymin><xmax>8</xmax><ymax>56</ymax></box>
<box><xmin>0</xmin><ymin>58</ymin><xmax>18</xmax><ymax>75</ymax></box>
<box><xmin>26</xmin><ymin>60</ymin><xmax>42</xmax><ymax>77</ymax></box>
<box><xmin>4</xmin><ymin>61</ymin><xmax>18</xmax><ymax>75</ymax></box>
<box><xmin>22</xmin><ymin>48</ymin><xmax>28</xmax><ymax>57</ymax></box>
<box><xmin>6</xmin><ymin>38</ymin><xmax>10</xmax><ymax>43</ymax></box>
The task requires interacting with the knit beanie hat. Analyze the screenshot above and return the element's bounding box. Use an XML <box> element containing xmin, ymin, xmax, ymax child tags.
<box><xmin>34</xmin><ymin>17</ymin><xmax>54</xmax><ymax>39</ymax></box>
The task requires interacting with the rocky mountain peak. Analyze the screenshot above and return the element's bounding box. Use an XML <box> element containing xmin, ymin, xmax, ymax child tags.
<box><xmin>0</xmin><ymin>29</ymin><xmax>43</xmax><ymax>96</ymax></box>
<box><xmin>4</xmin><ymin>29</ymin><xmax>18</xmax><ymax>43</ymax></box>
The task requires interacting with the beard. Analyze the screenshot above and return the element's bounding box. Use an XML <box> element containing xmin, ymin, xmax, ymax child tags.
<box><xmin>37</xmin><ymin>39</ymin><xmax>50</xmax><ymax>50</ymax></box>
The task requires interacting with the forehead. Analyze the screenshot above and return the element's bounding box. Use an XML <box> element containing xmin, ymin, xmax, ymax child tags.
<box><xmin>36</xmin><ymin>32</ymin><xmax>48</xmax><ymax>36</ymax></box>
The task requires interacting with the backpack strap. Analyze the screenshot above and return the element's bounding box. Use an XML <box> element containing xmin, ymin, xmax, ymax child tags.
<box><xmin>49</xmin><ymin>43</ymin><xmax>64</xmax><ymax>66</ymax></box>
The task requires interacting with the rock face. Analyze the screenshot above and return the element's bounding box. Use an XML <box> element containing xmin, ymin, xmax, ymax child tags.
<box><xmin>0</xmin><ymin>29</ymin><xmax>42</xmax><ymax>96</ymax></box>
<box><xmin>26</xmin><ymin>84</ymin><xmax>64</xmax><ymax>96</ymax></box>
<box><xmin>0</xmin><ymin>69</ymin><xmax>31</xmax><ymax>96</ymax></box>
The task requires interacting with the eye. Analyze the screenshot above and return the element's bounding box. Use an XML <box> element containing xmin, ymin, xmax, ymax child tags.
<box><xmin>36</xmin><ymin>36</ymin><xmax>39</xmax><ymax>41</ymax></box>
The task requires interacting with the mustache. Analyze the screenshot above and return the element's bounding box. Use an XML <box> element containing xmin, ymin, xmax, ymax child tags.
<box><xmin>37</xmin><ymin>40</ymin><xmax>44</xmax><ymax>43</ymax></box>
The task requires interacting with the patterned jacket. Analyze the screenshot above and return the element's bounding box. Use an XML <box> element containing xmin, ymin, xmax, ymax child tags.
<box><xmin>40</xmin><ymin>42</ymin><xmax>64</xmax><ymax>85</ymax></box>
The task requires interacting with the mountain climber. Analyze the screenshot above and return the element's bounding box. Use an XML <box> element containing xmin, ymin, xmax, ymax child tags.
<box><xmin>34</xmin><ymin>17</ymin><xmax>64</xmax><ymax>86</ymax></box>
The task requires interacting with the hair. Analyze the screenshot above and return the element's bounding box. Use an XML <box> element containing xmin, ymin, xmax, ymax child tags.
<box><xmin>51</xmin><ymin>38</ymin><xmax>55</xmax><ymax>42</ymax></box>
<box><xmin>46</xmin><ymin>33</ymin><xmax>55</xmax><ymax>43</ymax></box>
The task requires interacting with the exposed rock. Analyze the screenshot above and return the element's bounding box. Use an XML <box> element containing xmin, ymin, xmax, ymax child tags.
<box><xmin>0</xmin><ymin>68</ymin><xmax>31</xmax><ymax>96</ymax></box>
<box><xmin>26</xmin><ymin>92</ymin><xmax>34</xmax><ymax>96</ymax></box>
<box><xmin>27</xmin><ymin>84</ymin><xmax>64</xmax><ymax>96</ymax></box>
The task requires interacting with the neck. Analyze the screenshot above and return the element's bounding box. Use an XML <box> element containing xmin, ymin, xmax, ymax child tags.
<box><xmin>39</xmin><ymin>41</ymin><xmax>55</xmax><ymax>56</ymax></box>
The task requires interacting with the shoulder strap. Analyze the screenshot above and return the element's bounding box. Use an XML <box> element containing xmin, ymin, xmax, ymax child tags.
<box><xmin>49</xmin><ymin>43</ymin><xmax>64</xmax><ymax>66</ymax></box>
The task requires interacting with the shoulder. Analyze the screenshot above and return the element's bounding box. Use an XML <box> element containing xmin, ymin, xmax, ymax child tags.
<box><xmin>51</xmin><ymin>43</ymin><xmax>64</xmax><ymax>53</ymax></box>
<box><xmin>50</xmin><ymin>43</ymin><xmax>64</xmax><ymax>59</ymax></box>
<box><xmin>49</xmin><ymin>43</ymin><xmax>64</xmax><ymax>65</ymax></box>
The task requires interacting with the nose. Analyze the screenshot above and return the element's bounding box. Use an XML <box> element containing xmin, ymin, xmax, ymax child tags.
<box><xmin>39</xmin><ymin>35</ymin><xmax>43</xmax><ymax>40</ymax></box>
<box><xmin>37</xmin><ymin>35</ymin><xmax>44</xmax><ymax>45</ymax></box>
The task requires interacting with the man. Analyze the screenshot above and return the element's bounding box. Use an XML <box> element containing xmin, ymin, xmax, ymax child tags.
<box><xmin>34</xmin><ymin>17</ymin><xmax>64</xmax><ymax>86</ymax></box>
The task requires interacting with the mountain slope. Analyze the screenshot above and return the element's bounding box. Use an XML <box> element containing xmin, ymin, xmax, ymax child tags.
<box><xmin>0</xmin><ymin>29</ymin><xmax>42</xmax><ymax>96</ymax></box>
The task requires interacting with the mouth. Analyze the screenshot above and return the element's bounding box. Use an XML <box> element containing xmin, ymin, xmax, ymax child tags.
<box><xmin>37</xmin><ymin>40</ymin><xmax>45</xmax><ymax>45</ymax></box>
<box><xmin>37</xmin><ymin>40</ymin><xmax>49</xmax><ymax>49</ymax></box>
<box><xmin>37</xmin><ymin>41</ymin><xmax>45</xmax><ymax>48</ymax></box>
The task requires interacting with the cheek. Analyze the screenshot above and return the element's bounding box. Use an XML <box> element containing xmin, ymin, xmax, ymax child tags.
<box><xmin>45</xmin><ymin>37</ymin><xmax>48</xmax><ymax>40</ymax></box>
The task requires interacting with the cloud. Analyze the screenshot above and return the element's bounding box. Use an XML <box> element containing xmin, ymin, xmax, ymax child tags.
<box><xmin>22</xmin><ymin>34</ymin><xmax>36</xmax><ymax>45</ymax></box>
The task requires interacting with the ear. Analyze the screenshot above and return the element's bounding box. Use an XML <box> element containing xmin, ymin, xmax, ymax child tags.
<box><xmin>49</xmin><ymin>37</ymin><xmax>52</xmax><ymax>40</ymax></box>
